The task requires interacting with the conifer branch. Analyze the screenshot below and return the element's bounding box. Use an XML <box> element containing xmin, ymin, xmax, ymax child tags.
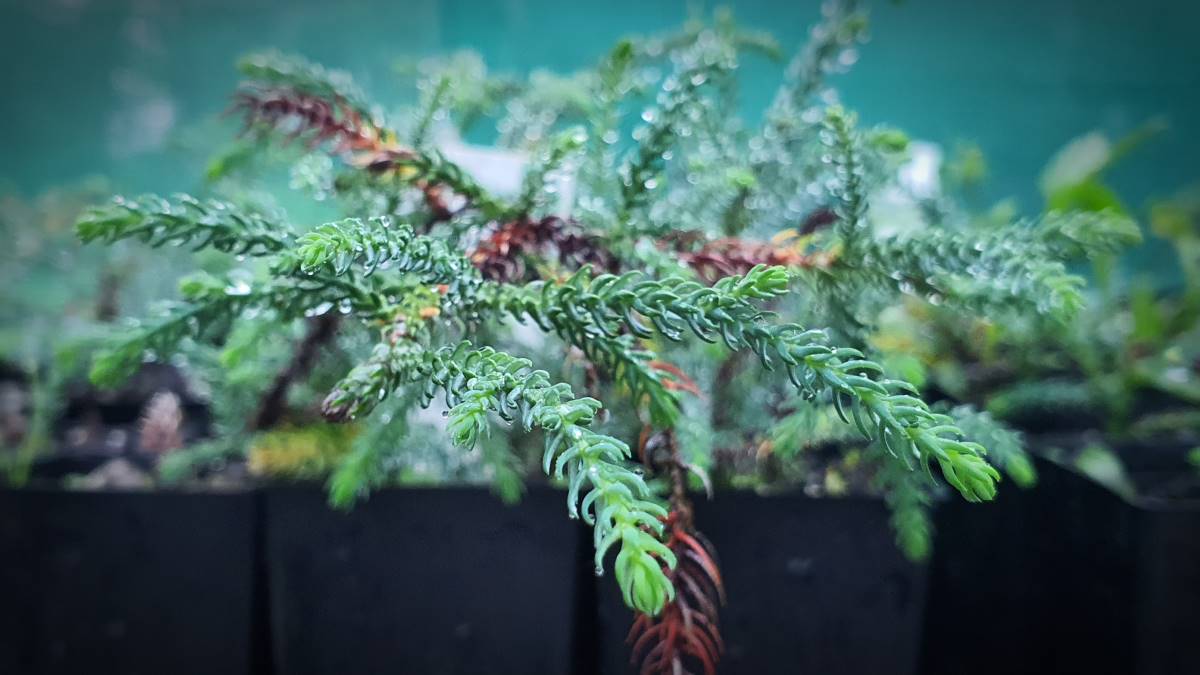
<box><xmin>235</xmin><ymin>52</ymin><xmax>510</xmax><ymax>224</ymax></box>
<box><xmin>76</xmin><ymin>194</ymin><xmax>292</xmax><ymax>256</ymax></box>
<box><xmin>1033</xmin><ymin>210</ymin><xmax>1143</xmax><ymax>258</ymax></box>
<box><xmin>232</xmin><ymin>86</ymin><xmax>384</xmax><ymax>154</ymax></box>
<box><xmin>765</xmin><ymin>0</ymin><xmax>867</xmax><ymax>134</ymax></box>
<box><xmin>410</xmin><ymin>74</ymin><xmax>452</xmax><ymax>149</ymax></box>
<box><xmin>415</xmin><ymin>343</ymin><xmax>677</xmax><ymax>615</ymax></box>
<box><xmin>291</xmin><ymin>216</ymin><xmax>672</xmax><ymax>423</ymax></box>
<box><xmin>286</xmin><ymin>217</ymin><xmax>461</xmax><ymax>280</ymax></box>
<box><xmin>327</xmin><ymin>389</ymin><xmax>418</xmax><ymax>508</ymax></box>
<box><xmin>365</xmin><ymin>149</ymin><xmax>510</xmax><ymax>221</ymax></box>
<box><xmin>942</xmin><ymin>404</ymin><xmax>1037</xmax><ymax>488</ymax></box>
<box><xmin>583</xmin><ymin>39</ymin><xmax>637</xmax><ymax>193</ymax></box>
<box><xmin>630</xmin><ymin>429</ymin><xmax>725</xmax><ymax>675</ymax></box>
<box><xmin>89</xmin><ymin>295</ymin><xmax>244</xmax><ymax>389</ymax></box>
<box><xmin>282</xmin><ymin>216</ymin><xmax>485</xmax><ymax>308</ymax></box>
<box><xmin>873</xmin><ymin>451</ymin><xmax>935</xmax><ymax>561</ymax></box>
<box><xmin>232</xmin><ymin>52</ymin><xmax>383</xmax><ymax>156</ymax></box>
<box><xmin>237</xmin><ymin>51</ymin><xmax>375</xmax><ymax>121</ymax></box>
<box><xmin>855</xmin><ymin>227</ymin><xmax>1087</xmax><ymax>318</ymax></box>
<box><xmin>496</xmin><ymin>265</ymin><xmax>1000</xmax><ymax>501</ymax></box>
<box><xmin>512</xmin><ymin>127</ymin><xmax>587</xmax><ymax>217</ymax></box>
<box><xmin>88</xmin><ymin>273</ymin><xmax>366</xmax><ymax>388</ymax></box>
<box><xmin>823</xmin><ymin>106</ymin><xmax>868</xmax><ymax>254</ymax></box>
<box><xmin>322</xmin><ymin>334</ymin><xmax>427</xmax><ymax>422</ymax></box>
<box><xmin>619</xmin><ymin>56</ymin><xmax>733</xmax><ymax>220</ymax></box>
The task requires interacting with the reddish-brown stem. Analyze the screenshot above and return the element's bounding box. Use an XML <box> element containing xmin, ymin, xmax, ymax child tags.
<box><xmin>629</xmin><ymin>429</ymin><xmax>725</xmax><ymax>675</ymax></box>
<box><xmin>251</xmin><ymin>313</ymin><xmax>340</xmax><ymax>431</ymax></box>
<box><xmin>470</xmin><ymin>215</ymin><xmax>616</xmax><ymax>282</ymax></box>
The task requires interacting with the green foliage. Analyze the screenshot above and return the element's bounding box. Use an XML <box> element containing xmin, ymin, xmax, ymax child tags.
<box><xmin>824</xmin><ymin>106</ymin><xmax>869</xmax><ymax>253</ymax></box>
<box><xmin>942</xmin><ymin>404</ymin><xmax>1036</xmax><ymax>488</ymax></box>
<box><xmin>942</xmin><ymin>141</ymin><xmax>988</xmax><ymax>194</ymax></box>
<box><xmin>384</xmin><ymin>150</ymin><xmax>510</xmax><ymax>221</ymax></box>
<box><xmin>395</xmin><ymin>50</ymin><xmax>523</xmax><ymax>139</ymax></box>
<box><xmin>861</xmin><ymin>227</ymin><xmax>1086</xmax><ymax>318</ymax></box>
<box><xmin>287</xmin><ymin>217</ymin><xmax>473</xmax><ymax>286</ymax></box>
<box><xmin>1071</xmin><ymin>443</ymin><xmax>1137</xmax><ymax>499</ymax></box>
<box><xmin>417</xmin><ymin>343</ymin><xmax>676</xmax><ymax>615</ymax></box>
<box><xmin>157</xmin><ymin>438</ymin><xmax>244</xmax><ymax>485</ymax></box>
<box><xmin>769</xmin><ymin>403</ymin><xmax>858</xmax><ymax>459</ymax></box>
<box><xmin>76</xmin><ymin>194</ymin><xmax>292</xmax><ymax>256</ymax></box>
<box><xmin>1039</xmin><ymin>119</ymin><xmax>1167</xmax><ymax>214</ymax></box>
<box><xmin>2</xmin><ymin>365</ymin><xmax>51</xmax><ymax>485</ymax></box>
<box><xmin>89</xmin><ymin>282</ymin><xmax>254</xmax><ymax>388</ymax></box>
<box><xmin>514</xmin><ymin>127</ymin><xmax>587</xmax><ymax>215</ymax></box>
<box><xmin>765</xmin><ymin>0</ymin><xmax>867</xmax><ymax>137</ymax></box>
<box><xmin>618</xmin><ymin>53</ymin><xmax>732</xmax><ymax>222</ymax></box>
<box><xmin>491</xmin><ymin>264</ymin><xmax>1000</xmax><ymax>501</ymax></box>
<box><xmin>873</xmin><ymin>452</ymin><xmax>934</xmax><ymax>561</ymax></box>
<box><xmin>915</xmin><ymin>122</ymin><xmax>1195</xmax><ymax>458</ymax></box>
<box><xmin>238</xmin><ymin>50</ymin><xmax>375</xmax><ymax>120</ymax></box>
<box><xmin>88</xmin><ymin>271</ymin><xmax>353</xmax><ymax>388</ymax></box>
<box><xmin>248</xmin><ymin>424</ymin><xmax>359</xmax><ymax>478</ymax></box>
<box><xmin>71</xmin><ymin>2</ymin><xmax>1138</xmax><ymax>621</ymax></box>
<box><xmin>818</xmin><ymin>133</ymin><xmax>1141</xmax><ymax>325</ymax></box>
<box><xmin>322</xmin><ymin>338</ymin><xmax>428</xmax><ymax>422</ymax></box>
<box><xmin>1034</xmin><ymin>210</ymin><xmax>1143</xmax><ymax>259</ymax></box>
<box><xmin>0</xmin><ymin>180</ymin><xmax>180</xmax><ymax>371</ymax></box>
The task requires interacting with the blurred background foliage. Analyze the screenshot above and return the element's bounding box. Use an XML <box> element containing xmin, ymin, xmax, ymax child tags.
<box><xmin>0</xmin><ymin>0</ymin><xmax>1197</xmax><ymax>507</ymax></box>
<box><xmin>2</xmin><ymin>0</ymin><xmax>1196</xmax><ymax>230</ymax></box>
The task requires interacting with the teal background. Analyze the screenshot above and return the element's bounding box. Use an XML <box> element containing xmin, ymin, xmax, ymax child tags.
<box><xmin>1</xmin><ymin>0</ymin><xmax>1197</xmax><ymax>216</ymax></box>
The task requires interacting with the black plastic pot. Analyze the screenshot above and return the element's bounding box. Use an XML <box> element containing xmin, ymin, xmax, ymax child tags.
<box><xmin>262</xmin><ymin>485</ymin><xmax>588</xmax><ymax>675</ymax></box>
<box><xmin>1113</xmin><ymin>438</ymin><xmax>1200</xmax><ymax>502</ymax></box>
<box><xmin>0</xmin><ymin>488</ymin><xmax>261</xmax><ymax>675</ymax></box>
<box><xmin>594</xmin><ymin>492</ymin><xmax>929</xmax><ymax>675</ymax></box>
<box><xmin>1134</xmin><ymin>501</ymin><xmax>1200</xmax><ymax>675</ymax></box>
<box><xmin>919</xmin><ymin>457</ymin><xmax>1200</xmax><ymax>675</ymax></box>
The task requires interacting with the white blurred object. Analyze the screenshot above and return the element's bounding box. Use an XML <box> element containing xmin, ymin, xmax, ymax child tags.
<box><xmin>869</xmin><ymin>187</ymin><xmax>927</xmax><ymax>239</ymax></box>
<box><xmin>1039</xmin><ymin>131</ymin><xmax>1110</xmax><ymax>197</ymax></box>
<box><xmin>433</xmin><ymin>125</ymin><xmax>576</xmax><ymax>216</ymax></box>
<box><xmin>436</xmin><ymin>129</ymin><xmax>527</xmax><ymax>196</ymax></box>
<box><xmin>871</xmin><ymin>140</ymin><xmax>943</xmax><ymax>239</ymax></box>
<box><xmin>897</xmin><ymin>141</ymin><xmax>942</xmax><ymax>200</ymax></box>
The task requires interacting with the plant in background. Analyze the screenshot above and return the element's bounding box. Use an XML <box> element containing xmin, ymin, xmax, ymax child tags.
<box><xmin>901</xmin><ymin>118</ymin><xmax>1200</xmax><ymax>500</ymax></box>
<box><xmin>0</xmin><ymin>178</ymin><xmax>195</xmax><ymax>484</ymax></box>
<box><xmin>0</xmin><ymin>181</ymin><xmax>108</xmax><ymax>481</ymax></box>
<box><xmin>74</xmin><ymin>1</ymin><xmax>1137</xmax><ymax>671</ymax></box>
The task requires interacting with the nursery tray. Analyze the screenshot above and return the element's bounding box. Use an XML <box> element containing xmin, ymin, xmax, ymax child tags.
<box><xmin>262</xmin><ymin>485</ymin><xmax>588</xmax><ymax>675</ymax></box>
<box><xmin>0</xmin><ymin>488</ymin><xmax>261</xmax><ymax>675</ymax></box>
<box><xmin>593</xmin><ymin>492</ymin><xmax>929</xmax><ymax>675</ymax></box>
<box><xmin>919</xmin><ymin>457</ymin><xmax>1200</xmax><ymax>675</ymax></box>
